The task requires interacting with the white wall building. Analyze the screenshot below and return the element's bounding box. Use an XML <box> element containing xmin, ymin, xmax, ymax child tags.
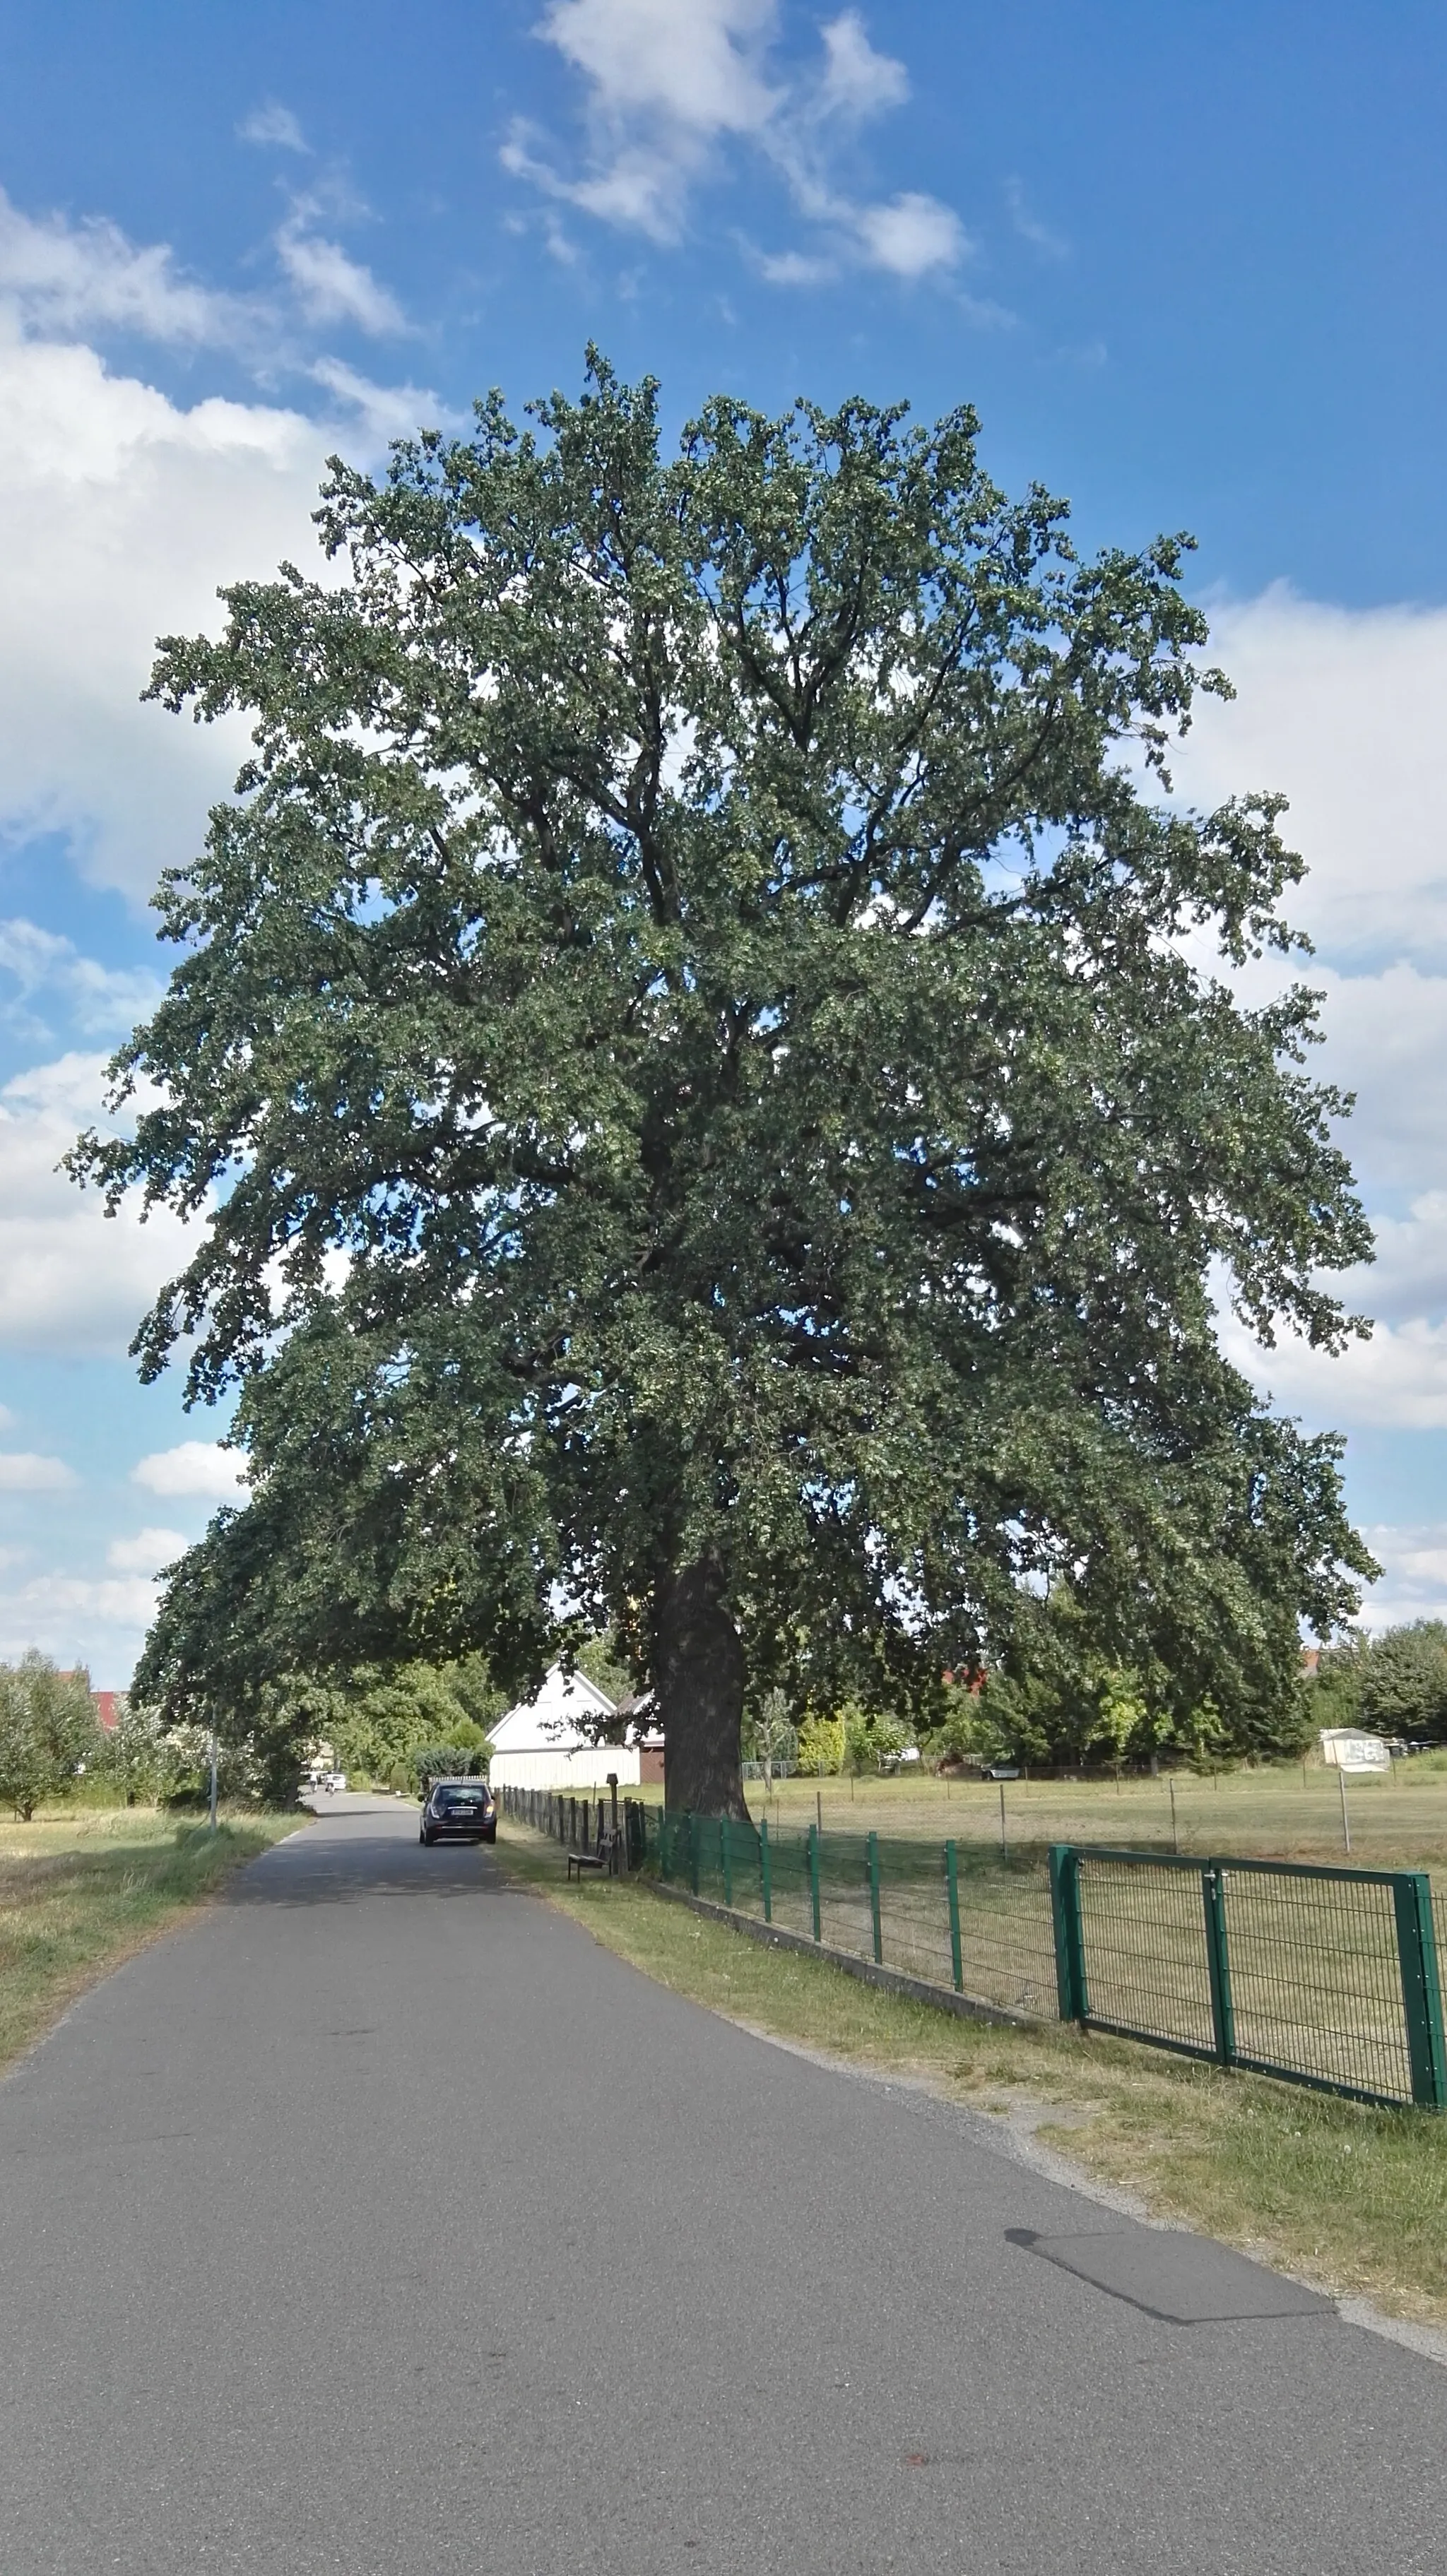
<box><xmin>488</xmin><ymin>1663</ymin><xmax>639</xmax><ymax>1790</ymax></box>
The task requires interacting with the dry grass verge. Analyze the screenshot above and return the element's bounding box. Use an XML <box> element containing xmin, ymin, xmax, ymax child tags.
<box><xmin>498</xmin><ymin>1820</ymin><xmax>1447</xmax><ymax>2328</ymax></box>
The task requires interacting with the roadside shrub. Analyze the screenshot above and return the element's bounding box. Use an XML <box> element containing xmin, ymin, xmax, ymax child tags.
<box><xmin>413</xmin><ymin>1726</ymin><xmax>492</xmax><ymax>1788</ymax></box>
<box><xmin>796</xmin><ymin>1714</ymin><xmax>845</xmax><ymax>1776</ymax></box>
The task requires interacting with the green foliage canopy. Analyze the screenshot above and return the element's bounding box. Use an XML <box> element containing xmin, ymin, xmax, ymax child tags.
<box><xmin>76</xmin><ymin>355</ymin><xmax>1374</xmax><ymax>1814</ymax></box>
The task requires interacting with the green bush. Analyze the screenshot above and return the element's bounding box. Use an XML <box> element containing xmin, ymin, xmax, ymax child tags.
<box><xmin>796</xmin><ymin>1714</ymin><xmax>845</xmax><ymax>1776</ymax></box>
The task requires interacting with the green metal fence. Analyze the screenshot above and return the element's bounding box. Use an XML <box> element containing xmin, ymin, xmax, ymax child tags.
<box><xmin>494</xmin><ymin>1788</ymin><xmax>1447</xmax><ymax>2112</ymax></box>
<box><xmin>1052</xmin><ymin>1846</ymin><xmax>1447</xmax><ymax>2111</ymax></box>
<box><xmin>651</xmin><ymin>1807</ymin><xmax>1060</xmax><ymax>2023</ymax></box>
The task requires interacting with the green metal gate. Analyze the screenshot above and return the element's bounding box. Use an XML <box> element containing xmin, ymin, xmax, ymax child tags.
<box><xmin>1050</xmin><ymin>1846</ymin><xmax>1447</xmax><ymax>2111</ymax></box>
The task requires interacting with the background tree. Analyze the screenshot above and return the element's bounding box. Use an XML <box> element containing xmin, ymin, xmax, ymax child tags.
<box><xmin>326</xmin><ymin>1661</ymin><xmax>488</xmax><ymax>1785</ymax></box>
<box><xmin>77</xmin><ymin>356</ymin><xmax>1374</xmax><ymax>1815</ymax></box>
<box><xmin>1301</xmin><ymin>1630</ymin><xmax>1369</xmax><ymax>1736</ymax></box>
<box><xmin>0</xmin><ymin>1656</ymin><xmax>100</xmax><ymax>1820</ymax></box>
<box><xmin>1359</xmin><ymin>1622</ymin><xmax>1447</xmax><ymax>1741</ymax></box>
<box><xmin>95</xmin><ymin>1695</ymin><xmax>167</xmax><ymax>1806</ymax></box>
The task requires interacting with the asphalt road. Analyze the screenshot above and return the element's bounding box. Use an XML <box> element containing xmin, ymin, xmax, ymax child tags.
<box><xmin>1</xmin><ymin>1808</ymin><xmax>1444</xmax><ymax>2574</ymax></box>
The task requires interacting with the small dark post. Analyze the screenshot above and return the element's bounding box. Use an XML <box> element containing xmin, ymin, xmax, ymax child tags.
<box><xmin>1049</xmin><ymin>1845</ymin><xmax>1088</xmax><ymax>2024</ymax></box>
<box><xmin>808</xmin><ymin>1821</ymin><xmax>822</xmax><ymax>1943</ymax></box>
<box><xmin>1202</xmin><ymin>1863</ymin><xmax>1236</xmax><ymax>2069</ymax></box>
<box><xmin>1393</xmin><ymin>1872</ymin><xmax>1447</xmax><ymax>2109</ymax></box>
<box><xmin>867</xmin><ymin>1830</ymin><xmax>882</xmax><ymax>1965</ymax></box>
<box><xmin>760</xmin><ymin>1816</ymin><xmax>772</xmax><ymax>1923</ymax></box>
<box><xmin>945</xmin><ymin>1839</ymin><xmax>963</xmax><ymax>1992</ymax></box>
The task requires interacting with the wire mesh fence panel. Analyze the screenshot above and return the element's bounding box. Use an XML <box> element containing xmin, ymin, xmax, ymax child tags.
<box><xmin>817</xmin><ymin>1832</ymin><xmax>875</xmax><ymax>1960</ymax></box>
<box><xmin>874</xmin><ymin>1837</ymin><xmax>955</xmax><ymax>1986</ymax></box>
<box><xmin>1222</xmin><ymin>1865</ymin><xmax>1413</xmax><ymax>2103</ymax></box>
<box><xmin>764</xmin><ymin>1828</ymin><xmax>816</xmax><ymax>1940</ymax></box>
<box><xmin>958</xmin><ymin>1865</ymin><xmax>1061</xmax><ymax>2019</ymax></box>
<box><xmin>1077</xmin><ymin>1856</ymin><xmax>1217</xmax><ymax>2056</ymax></box>
<box><xmin>724</xmin><ymin>1817</ymin><xmax>765</xmax><ymax>1917</ymax></box>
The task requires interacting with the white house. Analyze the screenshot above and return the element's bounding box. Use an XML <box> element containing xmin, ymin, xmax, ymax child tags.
<box><xmin>488</xmin><ymin>1663</ymin><xmax>640</xmax><ymax>1790</ymax></box>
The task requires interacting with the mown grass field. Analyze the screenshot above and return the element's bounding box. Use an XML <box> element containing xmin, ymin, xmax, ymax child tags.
<box><xmin>0</xmin><ymin>1807</ymin><xmax>300</xmax><ymax>2076</ymax></box>
<box><xmin>497</xmin><ymin>1814</ymin><xmax>1447</xmax><ymax>2332</ymax></box>
<box><xmin>622</xmin><ymin>1759</ymin><xmax>1447</xmax><ymax>1873</ymax></box>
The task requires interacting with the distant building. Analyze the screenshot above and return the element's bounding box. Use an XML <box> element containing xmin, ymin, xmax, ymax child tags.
<box><xmin>488</xmin><ymin>1664</ymin><xmax>639</xmax><ymax>1790</ymax></box>
<box><xmin>93</xmin><ymin>1692</ymin><xmax>122</xmax><ymax>1733</ymax></box>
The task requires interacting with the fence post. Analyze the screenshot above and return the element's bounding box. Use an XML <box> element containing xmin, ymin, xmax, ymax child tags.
<box><xmin>1393</xmin><ymin>1871</ymin><xmax>1447</xmax><ymax>2109</ymax></box>
<box><xmin>1202</xmin><ymin>1863</ymin><xmax>1236</xmax><ymax>2069</ymax></box>
<box><xmin>1049</xmin><ymin>1845</ymin><xmax>1087</xmax><ymax>2024</ymax></box>
<box><xmin>688</xmin><ymin>1812</ymin><xmax>700</xmax><ymax>1898</ymax></box>
<box><xmin>760</xmin><ymin>1817</ymin><xmax>772</xmax><ymax>1923</ymax></box>
<box><xmin>808</xmin><ymin>1821</ymin><xmax>822</xmax><ymax>1942</ymax></box>
<box><xmin>945</xmin><ymin>1839</ymin><xmax>964</xmax><ymax>1993</ymax></box>
<box><xmin>721</xmin><ymin>1816</ymin><xmax>733</xmax><ymax>1909</ymax></box>
<box><xmin>867</xmin><ymin>1831</ymin><xmax>882</xmax><ymax>1965</ymax></box>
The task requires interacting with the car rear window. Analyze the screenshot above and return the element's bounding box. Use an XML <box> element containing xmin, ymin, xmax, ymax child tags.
<box><xmin>437</xmin><ymin>1788</ymin><xmax>489</xmax><ymax>1808</ymax></box>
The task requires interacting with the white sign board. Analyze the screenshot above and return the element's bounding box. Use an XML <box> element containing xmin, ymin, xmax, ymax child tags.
<box><xmin>1319</xmin><ymin>1729</ymin><xmax>1391</xmax><ymax>1774</ymax></box>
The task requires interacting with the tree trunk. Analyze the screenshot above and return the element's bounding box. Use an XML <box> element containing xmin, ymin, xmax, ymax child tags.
<box><xmin>655</xmin><ymin>1556</ymin><xmax>749</xmax><ymax>1818</ymax></box>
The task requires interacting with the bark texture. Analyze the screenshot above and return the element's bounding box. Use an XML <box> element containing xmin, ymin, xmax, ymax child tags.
<box><xmin>655</xmin><ymin>1557</ymin><xmax>749</xmax><ymax>1819</ymax></box>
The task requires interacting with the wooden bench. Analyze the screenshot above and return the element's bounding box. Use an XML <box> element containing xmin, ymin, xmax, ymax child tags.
<box><xmin>567</xmin><ymin>1827</ymin><xmax>622</xmax><ymax>1881</ymax></box>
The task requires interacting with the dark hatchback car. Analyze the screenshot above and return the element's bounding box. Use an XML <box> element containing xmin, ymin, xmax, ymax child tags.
<box><xmin>420</xmin><ymin>1780</ymin><xmax>497</xmax><ymax>1846</ymax></box>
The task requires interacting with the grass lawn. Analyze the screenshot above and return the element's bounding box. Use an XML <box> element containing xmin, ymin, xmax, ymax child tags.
<box><xmin>0</xmin><ymin>1806</ymin><xmax>302</xmax><ymax>2077</ymax></box>
<box><xmin>622</xmin><ymin>1759</ymin><xmax>1447</xmax><ymax>1874</ymax></box>
<box><xmin>497</xmin><ymin>1817</ymin><xmax>1447</xmax><ymax>2332</ymax></box>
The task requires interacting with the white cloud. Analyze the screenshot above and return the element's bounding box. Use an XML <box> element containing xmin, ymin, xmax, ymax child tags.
<box><xmin>1176</xmin><ymin>588</ymin><xmax>1447</xmax><ymax>971</ymax></box>
<box><xmin>276</xmin><ymin>216</ymin><xmax>409</xmax><ymax>336</ymax></box>
<box><xmin>1161</xmin><ymin>589</ymin><xmax>1447</xmax><ymax>1447</ymax></box>
<box><xmin>1222</xmin><ymin>1309</ymin><xmax>1447</xmax><ymax>1435</ymax></box>
<box><xmin>309</xmin><ymin>357</ymin><xmax>448</xmax><ymax>444</ymax></box>
<box><xmin>0</xmin><ymin>324</ymin><xmax>328</xmax><ymax>899</ymax></box>
<box><xmin>0</xmin><ymin>1452</ymin><xmax>77</xmax><ymax>1492</ymax></box>
<box><xmin>509</xmin><ymin>0</ymin><xmax>967</xmax><ymax>280</ymax></box>
<box><xmin>816</xmin><ymin>10</ymin><xmax>908</xmax><ymax>119</ymax></box>
<box><xmin>0</xmin><ymin>1569</ymin><xmax>160</xmax><ymax>1667</ymax></box>
<box><xmin>0</xmin><ymin>185</ymin><xmax>249</xmax><ymax>348</ymax></box>
<box><xmin>0</xmin><ymin>1055</ymin><xmax>196</xmax><ymax>1356</ymax></box>
<box><xmin>132</xmin><ymin>1441</ymin><xmax>246</xmax><ymax>1500</ymax></box>
<box><xmin>0</xmin><ymin>917</ymin><xmax>161</xmax><ymax>1040</ymax></box>
<box><xmin>1004</xmin><ymin>177</ymin><xmax>1068</xmax><ymax>259</ymax></box>
<box><xmin>538</xmin><ymin>0</ymin><xmax>779</xmax><ymax>146</ymax></box>
<box><xmin>239</xmin><ymin>102</ymin><xmax>309</xmax><ymax>153</ymax></box>
<box><xmin>107</xmin><ymin>1526</ymin><xmax>188</xmax><ymax>1576</ymax></box>
<box><xmin>849</xmin><ymin>191</ymin><xmax>968</xmax><ymax>279</ymax></box>
<box><xmin>1356</xmin><ymin>1526</ymin><xmax>1447</xmax><ymax>1630</ymax></box>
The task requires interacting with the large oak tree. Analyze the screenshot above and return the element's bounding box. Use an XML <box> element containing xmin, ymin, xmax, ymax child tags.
<box><xmin>77</xmin><ymin>357</ymin><xmax>1374</xmax><ymax>1813</ymax></box>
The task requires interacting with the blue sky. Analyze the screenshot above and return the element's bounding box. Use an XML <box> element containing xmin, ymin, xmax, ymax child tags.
<box><xmin>1</xmin><ymin>0</ymin><xmax>1446</xmax><ymax>1680</ymax></box>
